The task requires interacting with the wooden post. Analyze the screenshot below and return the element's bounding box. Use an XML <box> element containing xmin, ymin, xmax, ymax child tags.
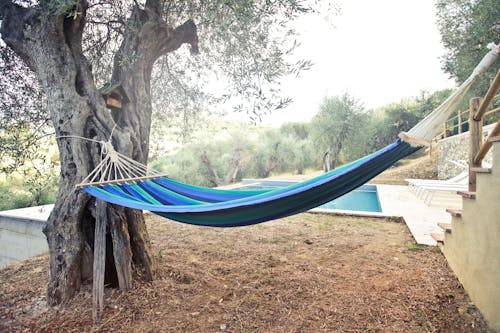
<box><xmin>469</xmin><ymin>97</ymin><xmax>483</xmax><ymax>192</ymax></box>
<box><xmin>473</xmin><ymin>70</ymin><xmax>500</xmax><ymax>121</ymax></box>
<box><xmin>93</xmin><ymin>200</ymin><xmax>107</xmax><ymax>323</ymax></box>
<box><xmin>458</xmin><ymin>111</ymin><xmax>462</xmax><ymax>134</ymax></box>
<box><xmin>443</xmin><ymin>123</ymin><xmax>448</xmax><ymax>138</ymax></box>
<box><xmin>474</xmin><ymin>121</ymin><xmax>500</xmax><ymax>165</ymax></box>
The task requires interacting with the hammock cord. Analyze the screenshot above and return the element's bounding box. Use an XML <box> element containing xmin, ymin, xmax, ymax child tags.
<box><xmin>56</xmin><ymin>134</ymin><xmax>160</xmax><ymax>186</ymax></box>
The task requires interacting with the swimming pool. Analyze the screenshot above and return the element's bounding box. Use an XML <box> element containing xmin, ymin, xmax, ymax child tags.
<box><xmin>237</xmin><ymin>180</ymin><xmax>382</xmax><ymax>213</ymax></box>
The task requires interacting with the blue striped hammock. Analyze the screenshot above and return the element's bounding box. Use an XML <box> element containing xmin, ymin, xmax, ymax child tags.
<box><xmin>81</xmin><ymin>140</ymin><xmax>418</xmax><ymax>227</ymax></box>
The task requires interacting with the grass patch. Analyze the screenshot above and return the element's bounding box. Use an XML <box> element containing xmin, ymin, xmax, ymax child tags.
<box><xmin>406</xmin><ymin>241</ymin><xmax>426</xmax><ymax>251</ymax></box>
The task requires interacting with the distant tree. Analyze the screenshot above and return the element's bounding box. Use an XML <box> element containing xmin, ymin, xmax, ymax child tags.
<box><xmin>414</xmin><ymin>89</ymin><xmax>455</xmax><ymax>119</ymax></box>
<box><xmin>436</xmin><ymin>0</ymin><xmax>499</xmax><ymax>94</ymax></box>
<box><xmin>199</xmin><ymin>130</ymin><xmax>255</xmax><ymax>186</ymax></box>
<box><xmin>341</xmin><ymin>112</ymin><xmax>372</xmax><ymax>162</ymax></box>
<box><xmin>279</xmin><ymin>122</ymin><xmax>315</xmax><ymax>174</ymax></box>
<box><xmin>366</xmin><ymin>90</ymin><xmax>451</xmax><ymax>150</ymax></box>
<box><xmin>311</xmin><ymin>94</ymin><xmax>364</xmax><ymax>171</ymax></box>
<box><xmin>149</xmin><ymin>146</ymin><xmax>208</xmax><ymax>185</ymax></box>
<box><xmin>280</xmin><ymin>122</ymin><xmax>310</xmax><ymax>140</ymax></box>
<box><xmin>289</xmin><ymin>138</ymin><xmax>316</xmax><ymax>174</ymax></box>
<box><xmin>250</xmin><ymin>129</ymin><xmax>291</xmax><ymax>178</ymax></box>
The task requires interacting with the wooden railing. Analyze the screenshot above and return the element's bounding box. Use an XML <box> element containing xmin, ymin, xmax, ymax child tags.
<box><xmin>441</xmin><ymin>103</ymin><xmax>499</xmax><ymax>138</ymax></box>
<box><xmin>436</xmin><ymin>71</ymin><xmax>500</xmax><ymax>139</ymax></box>
<box><xmin>429</xmin><ymin>71</ymin><xmax>500</xmax><ymax>155</ymax></box>
<box><xmin>468</xmin><ymin>70</ymin><xmax>500</xmax><ymax>191</ymax></box>
<box><xmin>439</xmin><ymin>94</ymin><xmax>499</xmax><ymax>139</ymax></box>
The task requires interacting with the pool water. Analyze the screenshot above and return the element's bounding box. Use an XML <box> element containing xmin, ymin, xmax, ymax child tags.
<box><xmin>317</xmin><ymin>185</ymin><xmax>382</xmax><ymax>212</ymax></box>
<box><xmin>237</xmin><ymin>181</ymin><xmax>382</xmax><ymax>213</ymax></box>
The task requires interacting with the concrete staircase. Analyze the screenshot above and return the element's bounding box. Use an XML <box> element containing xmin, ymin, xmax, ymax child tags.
<box><xmin>432</xmin><ymin>136</ymin><xmax>500</xmax><ymax>332</ymax></box>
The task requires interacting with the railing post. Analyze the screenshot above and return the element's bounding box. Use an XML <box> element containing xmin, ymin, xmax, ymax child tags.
<box><xmin>458</xmin><ymin>111</ymin><xmax>462</xmax><ymax>134</ymax></box>
<box><xmin>469</xmin><ymin>97</ymin><xmax>483</xmax><ymax>192</ymax></box>
<box><xmin>474</xmin><ymin>121</ymin><xmax>500</xmax><ymax>165</ymax></box>
<box><xmin>473</xmin><ymin>70</ymin><xmax>500</xmax><ymax>121</ymax></box>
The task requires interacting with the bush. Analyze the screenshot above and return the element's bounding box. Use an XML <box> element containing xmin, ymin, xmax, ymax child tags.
<box><xmin>0</xmin><ymin>182</ymin><xmax>32</xmax><ymax>210</ymax></box>
<box><xmin>0</xmin><ymin>167</ymin><xmax>59</xmax><ymax>211</ymax></box>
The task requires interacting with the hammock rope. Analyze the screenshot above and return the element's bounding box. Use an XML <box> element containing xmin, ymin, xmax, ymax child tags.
<box><xmin>56</xmin><ymin>135</ymin><xmax>161</xmax><ymax>186</ymax></box>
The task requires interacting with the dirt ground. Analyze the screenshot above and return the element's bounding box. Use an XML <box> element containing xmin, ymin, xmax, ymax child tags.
<box><xmin>0</xmin><ymin>151</ymin><xmax>495</xmax><ymax>332</ymax></box>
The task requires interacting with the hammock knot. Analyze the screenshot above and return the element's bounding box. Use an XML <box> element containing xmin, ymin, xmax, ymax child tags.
<box><xmin>102</xmin><ymin>141</ymin><xmax>120</xmax><ymax>164</ymax></box>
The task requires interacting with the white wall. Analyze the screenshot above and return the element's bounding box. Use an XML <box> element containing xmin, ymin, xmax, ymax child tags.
<box><xmin>0</xmin><ymin>205</ymin><xmax>51</xmax><ymax>267</ymax></box>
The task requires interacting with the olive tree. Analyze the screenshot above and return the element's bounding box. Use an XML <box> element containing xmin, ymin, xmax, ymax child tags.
<box><xmin>0</xmin><ymin>0</ymin><xmax>332</xmax><ymax>305</ymax></box>
<box><xmin>311</xmin><ymin>93</ymin><xmax>364</xmax><ymax>171</ymax></box>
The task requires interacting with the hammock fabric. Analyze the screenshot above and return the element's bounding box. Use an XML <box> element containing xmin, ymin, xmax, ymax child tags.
<box><xmin>83</xmin><ymin>140</ymin><xmax>418</xmax><ymax>227</ymax></box>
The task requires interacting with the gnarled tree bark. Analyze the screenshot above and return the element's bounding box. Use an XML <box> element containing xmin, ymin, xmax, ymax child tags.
<box><xmin>0</xmin><ymin>0</ymin><xmax>198</xmax><ymax>305</ymax></box>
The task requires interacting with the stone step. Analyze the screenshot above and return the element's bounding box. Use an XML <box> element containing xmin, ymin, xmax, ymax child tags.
<box><xmin>457</xmin><ymin>191</ymin><xmax>476</xmax><ymax>199</ymax></box>
<box><xmin>438</xmin><ymin>222</ymin><xmax>452</xmax><ymax>233</ymax></box>
<box><xmin>446</xmin><ymin>208</ymin><xmax>463</xmax><ymax>218</ymax></box>
<box><xmin>431</xmin><ymin>233</ymin><xmax>445</xmax><ymax>244</ymax></box>
<box><xmin>470</xmin><ymin>167</ymin><xmax>492</xmax><ymax>174</ymax></box>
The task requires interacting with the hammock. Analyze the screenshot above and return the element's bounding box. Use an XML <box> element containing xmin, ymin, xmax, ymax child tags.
<box><xmin>76</xmin><ymin>44</ymin><xmax>499</xmax><ymax>227</ymax></box>
<box><xmin>82</xmin><ymin>140</ymin><xmax>417</xmax><ymax>226</ymax></box>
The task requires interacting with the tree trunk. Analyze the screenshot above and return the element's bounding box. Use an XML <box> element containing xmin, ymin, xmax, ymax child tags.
<box><xmin>201</xmin><ymin>152</ymin><xmax>222</xmax><ymax>186</ymax></box>
<box><xmin>201</xmin><ymin>149</ymin><xmax>242</xmax><ymax>186</ymax></box>
<box><xmin>323</xmin><ymin>151</ymin><xmax>331</xmax><ymax>172</ymax></box>
<box><xmin>0</xmin><ymin>0</ymin><xmax>198</xmax><ymax>305</ymax></box>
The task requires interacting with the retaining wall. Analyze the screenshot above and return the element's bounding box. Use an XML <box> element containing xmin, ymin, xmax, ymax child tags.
<box><xmin>437</xmin><ymin>123</ymin><xmax>495</xmax><ymax>179</ymax></box>
<box><xmin>0</xmin><ymin>205</ymin><xmax>51</xmax><ymax>268</ymax></box>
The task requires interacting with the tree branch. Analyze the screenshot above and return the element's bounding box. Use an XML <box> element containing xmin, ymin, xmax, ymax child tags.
<box><xmin>170</xmin><ymin>19</ymin><xmax>199</xmax><ymax>55</ymax></box>
<box><xmin>0</xmin><ymin>2</ymin><xmax>34</xmax><ymax>68</ymax></box>
<box><xmin>139</xmin><ymin>18</ymin><xmax>199</xmax><ymax>64</ymax></box>
<box><xmin>201</xmin><ymin>152</ymin><xmax>221</xmax><ymax>187</ymax></box>
<box><xmin>223</xmin><ymin>149</ymin><xmax>241</xmax><ymax>184</ymax></box>
<box><xmin>144</xmin><ymin>0</ymin><xmax>162</xmax><ymax>18</ymax></box>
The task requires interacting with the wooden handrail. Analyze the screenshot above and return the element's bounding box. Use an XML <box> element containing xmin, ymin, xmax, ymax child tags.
<box><xmin>438</xmin><ymin>97</ymin><xmax>499</xmax><ymax>139</ymax></box>
<box><xmin>474</xmin><ymin>70</ymin><xmax>500</xmax><ymax>120</ymax></box>
<box><xmin>447</xmin><ymin>109</ymin><xmax>470</xmax><ymax>123</ymax></box>
<box><xmin>468</xmin><ymin>72</ymin><xmax>500</xmax><ymax>191</ymax></box>
<box><xmin>468</xmin><ymin>98</ymin><xmax>482</xmax><ymax>192</ymax></box>
<box><xmin>474</xmin><ymin>121</ymin><xmax>500</xmax><ymax>165</ymax></box>
<box><xmin>446</xmin><ymin>103</ymin><xmax>499</xmax><ymax>126</ymax></box>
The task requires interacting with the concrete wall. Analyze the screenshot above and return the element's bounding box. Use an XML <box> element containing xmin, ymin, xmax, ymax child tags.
<box><xmin>0</xmin><ymin>205</ymin><xmax>51</xmax><ymax>268</ymax></box>
<box><xmin>437</xmin><ymin>123</ymin><xmax>495</xmax><ymax>179</ymax></box>
<box><xmin>443</xmin><ymin>139</ymin><xmax>500</xmax><ymax>331</ymax></box>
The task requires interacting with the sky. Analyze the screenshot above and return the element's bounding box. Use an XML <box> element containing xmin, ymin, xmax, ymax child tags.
<box><xmin>256</xmin><ymin>0</ymin><xmax>455</xmax><ymax>126</ymax></box>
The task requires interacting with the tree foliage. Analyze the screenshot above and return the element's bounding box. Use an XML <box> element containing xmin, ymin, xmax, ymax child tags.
<box><xmin>310</xmin><ymin>93</ymin><xmax>364</xmax><ymax>170</ymax></box>
<box><xmin>0</xmin><ymin>45</ymin><xmax>50</xmax><ymax>173</ymax></box>
<box><xmin>150</xmin><ymin>121</ymin><xmax>316</xmax><ymax>185</ymax></box>
<box><xmin>436</xmin><ymin>0</ymin><xmax>499</xmax><ymax>93</ymax></box>
<box><xmin>363</xmin><ymin>89</ymin><xmax>452</xmax><ymax>151</ymax></box>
